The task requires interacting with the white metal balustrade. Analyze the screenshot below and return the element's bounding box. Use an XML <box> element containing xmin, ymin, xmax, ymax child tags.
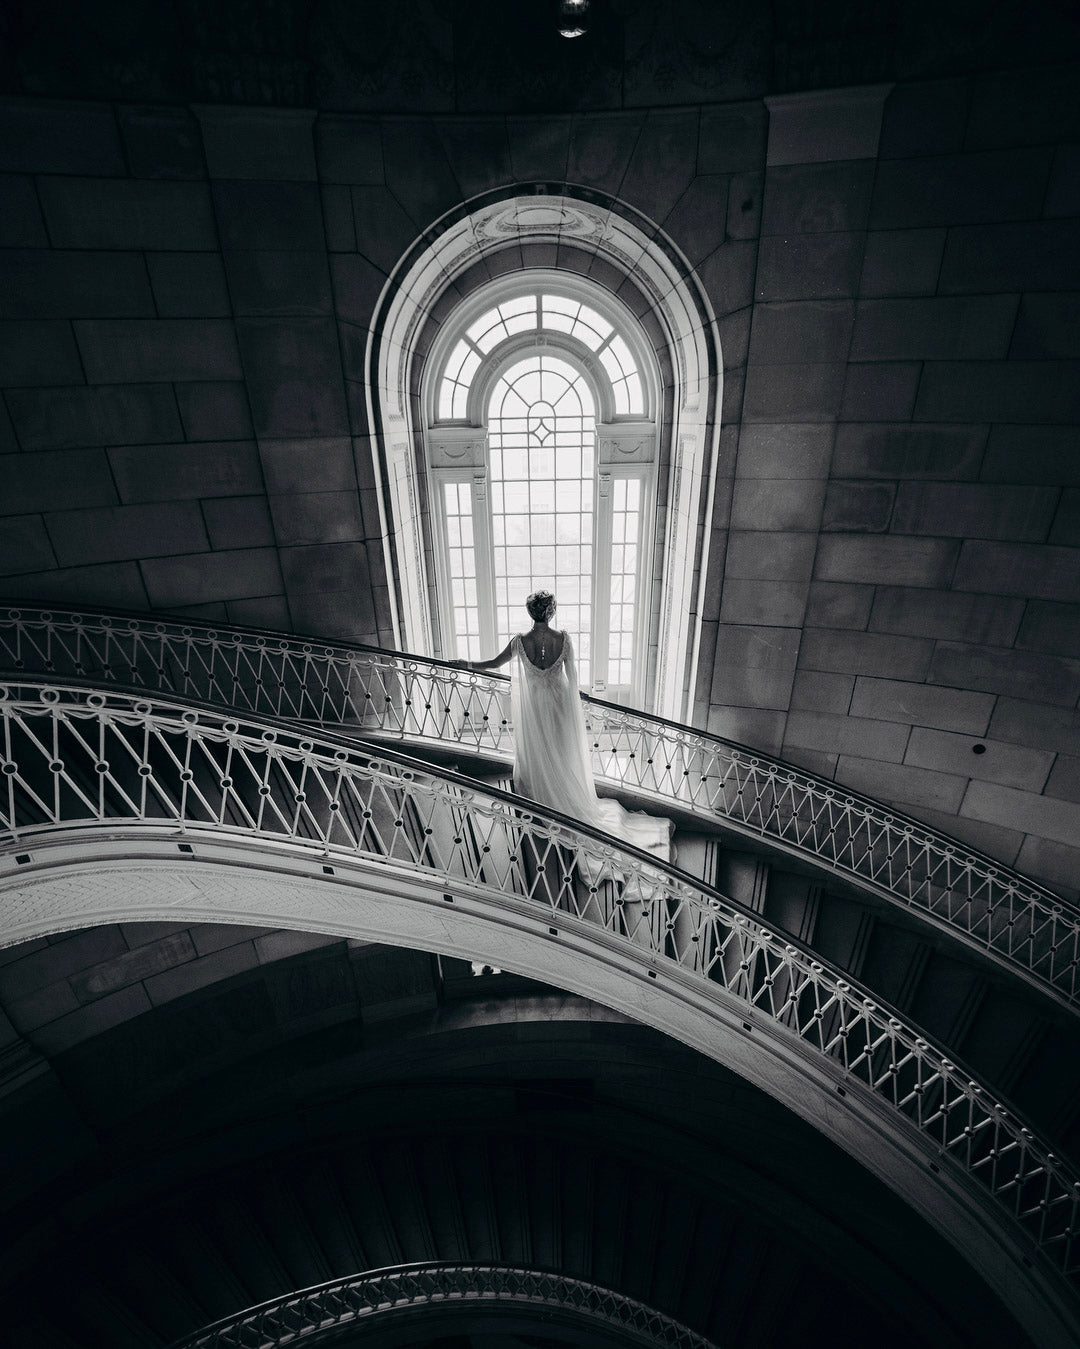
<box><xmin>165</xmin><ymin>1262</ymin><xmax>722</xmax><ymax>1349</ymax></box>
<box><xmin>0</xmin><ymin>680</ymin><xmax>1077</xmax><ymax>1298</ymax></box>
<box><xmin>1</xmin><ymin>604</ymin><xmax>1077</xmax><ymax>1013</ymax></box>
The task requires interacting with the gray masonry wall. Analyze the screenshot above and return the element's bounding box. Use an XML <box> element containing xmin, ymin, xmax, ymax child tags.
<box><xmin>0</xmin><ymin>69</ymin><xmax>1078</xmax><ymax>894</ymax></box>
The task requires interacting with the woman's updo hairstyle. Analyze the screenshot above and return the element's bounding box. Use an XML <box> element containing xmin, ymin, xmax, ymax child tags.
<box><xmin>525</xmin><ymin>590</ymin><xmax>557</xmax><ymax>623</ymax></box>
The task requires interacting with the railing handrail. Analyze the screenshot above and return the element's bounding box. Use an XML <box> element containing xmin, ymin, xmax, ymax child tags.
<box><xmin>1</xmin><ymin>603</ymin><xmax>1077</xmax><ymax>1017</ymax></box>
<box><xmin>162</xmin><ymin>1261</ymin><xmax>723</xmax><ymax>1349</ymax></box>
<box><xmin>1</xmin><ymin>679</ymin><xmax>1077</xmax><ymax>1295</ymax></box>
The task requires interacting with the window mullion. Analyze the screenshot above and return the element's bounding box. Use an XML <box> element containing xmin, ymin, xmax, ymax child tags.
<box><xmin>472</xmin><ymin>461</ymin><xmax>497</xmax><ymax>653</ymax></box>
<box><xmin>593</xmin><ymin>469</ymin><xmax>613</xmax><ymax>696</ymax></box>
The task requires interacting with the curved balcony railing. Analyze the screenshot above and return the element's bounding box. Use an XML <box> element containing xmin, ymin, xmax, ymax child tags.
<box><xmin>165</xmin><ymin>1262</ymin><xmax>722</xmax><ymax>1349</ymax></box>
<box><xmin>0</xmin><ymin>604</ymin><xmax>1076</xmax><ymax>1014</ymax></box>
<box><xmin>0</xmin><ymin>680</ymin><xmax>1077</xmax><ymax>1293</ymax></box>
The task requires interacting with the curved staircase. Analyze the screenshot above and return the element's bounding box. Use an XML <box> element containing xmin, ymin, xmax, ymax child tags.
<box><xmin>1</xmin><ymin>605</ymin><xmax>1078</xmax><ymax>1347</ymax></box>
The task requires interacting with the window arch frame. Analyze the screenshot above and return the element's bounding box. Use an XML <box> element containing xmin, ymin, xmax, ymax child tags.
<box><xmin>422</xmin><ymin>273</ymin><xmax>662</xmax><ymax>702</ymax></box>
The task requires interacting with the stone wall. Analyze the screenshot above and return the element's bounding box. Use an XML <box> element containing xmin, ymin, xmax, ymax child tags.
<box><xmin>0</xmin><ymin>66</ymin><xmax>1078</xmax><ymax>890</ymax></box>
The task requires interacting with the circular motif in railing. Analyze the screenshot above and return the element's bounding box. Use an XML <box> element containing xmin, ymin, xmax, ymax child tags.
<box><xmin>181</xmin><ymin>627</ymin><xmax>192</xmax><ymax>637</ymax></box>
<box><xmin>180</xmin><ymin>771</ymin><xmax>193</xmax><ymax>783</ymax></box>
<box><xmin>299</xmin><ymin>741</ymin><xmax>314</xmax><ymax>752</ymax></box>
<box><xmin>261</xmin><ymin>730</ymin><xmax>277</xmax><ymax>743</ymax></box>
<box><xmin>49</xmin><ymin>760</ymin><xmax>64</xmax><ymax>773</ymax></box>
<box><xmin>134</xmin><ymin>701</ymin><xmax>153</xmax><ymax>715</ymax></box>
<box><xmin>278</xmin><ymin>641</ymin><xmax>290</xmax><ymax>651</ymax></box>
<box><xmin>182</xmin><ymin>711</ymin><xmax>199</xmax><ymax>725</ymax></box>
<box><xmin>220</xmin><ymin>777</ymin><xmax>232</xmax><ymax>788</ymax></box>
<box><xmin>139</xmin><ymin>765</ymin><xmax>152</xmax><ymax>777</ymax></box>
<box><xmin>40</xmin><ymin>689</ymin><xmax>60</xmax><ymax>704</ymax></box>
<box><xmin>95</xmin><ymin>761</ymin><xmax>110</xmax><ymax>774</ymax></box>
<box><xmin>223</xmin><ymin>721</ymin><xmax>239</xmax><ymax>734</ymax></box>
<box><xmin>101</xmin><ymin>617</ymin><xmax>112</xmax><ymax>626</ymax></box>
<box><xmin>1</xmin><ymin>762</ymin><xmax>15</xmax><ymax>775</ymax></box>
<box><xmin>87</xmin><ymin>692</ymin><xmax>106</xmax><ymax>707</ymax></box>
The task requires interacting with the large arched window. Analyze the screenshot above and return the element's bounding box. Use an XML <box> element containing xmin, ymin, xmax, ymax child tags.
<box><xmin>424</xmin><ymin>279</ymin><xmax>659</xmax><ymax>701</ymax></box>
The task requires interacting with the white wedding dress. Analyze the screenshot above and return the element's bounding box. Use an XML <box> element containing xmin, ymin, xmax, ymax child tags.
<box><xmin>509</xmin><ymin>632</ymin><xmax>674</xmax><ymax>865</ymax></box>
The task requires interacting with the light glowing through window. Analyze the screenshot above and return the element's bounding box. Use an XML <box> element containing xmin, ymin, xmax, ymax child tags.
<box><xmin>608</xmin><ymin>477</ymin><xmax>641</xmax><ymax>687</ymax></box>
<box><xmin>442</xmin><ymin>480</ymin><xmax>483</xmax><ymax>660</ymax></box>
<box><xmin>489</xmin><ymin>354</ymin><xmax>594</xmax><ymax>685</ymax></box>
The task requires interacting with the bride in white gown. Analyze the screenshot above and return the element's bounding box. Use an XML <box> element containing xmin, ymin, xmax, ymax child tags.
<box><xmin>453</xmin><ymin>591</ymin><xmax>674</xmax><ymax>866</ymax></box>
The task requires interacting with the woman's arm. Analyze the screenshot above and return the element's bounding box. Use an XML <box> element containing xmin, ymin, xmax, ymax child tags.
<box><xmin>450</xmin><ymin>640</ymin><xmax>514</xmax><ymax>672</ymax></box>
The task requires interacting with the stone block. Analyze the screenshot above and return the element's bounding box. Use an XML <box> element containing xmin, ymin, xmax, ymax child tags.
<box><xmin>835</xmin><ymin>756</ymin><xmax>967</xmax><ymax>813</ymax></box>
<box><xmin>772</xmin><ymin>746</ymin><xmax>838</xmax><ymax>779</ymax></box>
<box><xmin>235</xmin><ymin>319</ymin><xmax>349</xmax><ymax>438</ymax></box>
<box><xmin>37</xmin><ymin>178</ymin><xmax>217</xmax><ymax>251</ymax></box>
<box><xmin>755</xmin><ymin>232</ymin><xmax>864</xmax><ymax>301</ymax></box>
<box><xmin>980</xmin><ymin>426</ymin><xmax>1080</xmax><ymax>487</ymax></box>
<box><xmin>905</xmin><ymin>726</ymin><xmax>1052</xmax><ymax>793</ymax></box>
<box><xmin>1014</xmin><ymin>836</ymin><xmax>1080</xmax><ymax>898</ymax></box>
<box><xmin>748</xmin><ymin>301</ymin><xmax>854</xmax><ymax>365</ymax></box>
<box><xmin>735</xmin><ymin>424</ymin><xmax>833</xmax><ymax>478</ymax></box>
<box><xmin>503</xmin><ymin>115</ymin><xmax>572</xmax><ymax>187</ymax></box>
<box><xmin>175</xmin><ymin>382</ymin><xmax>253</xmax><ymax>442</ymax></box>
<box><xmin>698</xmin><ymin>101</ymin><xmax>768</xmax><ymax>175</ymax></box>
<box><xmin>822</xmin><ymin>482</ymin><xmax>894</xmax><ymax>532</ymax></box>
<box><xmin>0</xmin><ymin>925</ymin><xmax>128</xmax><ymax>1001</ymax></box>
<box><xmin>315</xmin><ymin>116</ymin><xmax>384</xmax><ymax>185</ymax></box>
<box><xmin>708</xmin><ymin>661</ymin><xmax>797</xmax><ymax>711</ymax></box>
<box><xmin>891</xmin><ymin>483</ymin><xmax>1058</xmax><ymax>542</ymax></box>
<box><xmin>966</xmin><ymin>65</ymin><xmax>1080</xmax><ymax>150</ymax></box>
<box><xmin>201</xmin><ymin>496</ymin><xmax>275</xmax><ymax>550</ymax></box>
<box><xmin>988</xmin><ymin>698</ymin><xmax>1080</xmax><ymax>757</ymax></box>
<box><xmin>32</xmin><ymin>984</ymin><xmax>153</xmax><ymax>1056</ymax></box>
<box><xmin>562</xmin><ymin>113</ymin><xmax>641</xmax><ymax>195</ymax></box>
<box><xmin>815</xmin><ymin>535</ymin><xmax>958</xmax><ymax>588</ymax></box>
<box><xmin>227</xmin><ymin>595</ymin><xmax>291</xmax><ymax>629</ymax></box>
<box><xmin>724</xmin><ymin>531</ymin><xmax>817</xmax><ymax>582</ymax></box>
<box><xmin>0</xmin><ymin>175</ymin><xmax>48</xmax><ymax>246</ymax></box>
<box><xmin>1045</xmin><ymin>146</ymin><xmax>1080</xmax><ymax>219</ymax></box>
<box><xmin>1</xmin><ymin>448</ymin><xmax>117</xmax><ymax>514</ymax></box>
<box><xmin>381</xmin><ymin>120</ymin><xmax>462</xmax><ymax>229</ymax></box>
<box><xmin>743</xmin><ymin>362</ymin><xmax>845</xmax><ymax>422</ymax></box>
<box><xmin>849</xmin><ymin>676</ymin><xmax>993</xmax><ymax>734</ymax></box>
<box><xmin>710</xmin><ymin>623</ymin><xmax>801</xmax><ymax>671</ymax></box>
<box><xmin>348</xmin><ymin>186</ymin><xmax>419</xmax><ymax>277</ymax></box>
<box><xmin>196</xmin><ymin>107</ymin><xmax>317</xmax><ymax>182</ymax></box>
<box><xmin>661</xmin><ymin>176</ymin><xmax>729</xmax><ymax>267</ymax></box>
<box><xmin>869</xmin><ymin>587</ymin><xmax>1023</xmax><ymax>646</ymax></box>
<box><xmin>695</xmin><ymin>240</ymin><xmax>757</xmax><ymax>315</ymax></box>
<box><xmin>269</xmin><ymin>492</ymin><xmax>363</xmax><ymax>548</ymax></box>
<box><xmin>321</xmin><ymin>185</ymin><xmax>355</xmax><ymax>252</ymax></box>
<box><xmin>0</xmin><ymin>249</ymin><xmax>156</xmax><ymax>320</ymax></box>
<box><xmin>833</xmin><ymin>423</ymin><xmax>986</xmax><ymax>480</ymax></box>
<box><xmin>789</xmin><ymin>670</ymin><xmax>854</xmax><ymax>714</ymax></box>
<box><xmin>44</xmin><ymin>501</ymin><xmax>208</xmax><ymax>567</ymax></box>
<box><xmin>705</xmin><ymin>706</ymin><xmax>787</xmax><ymax>755</ymax></box>
<box><xmin>717</xmin><ymin>307</ymin><xmax>751</xmax><ymax>369</ymax></box>
<box><xmin>858</xmin><ymin>228</ymin><xmax>946</xmax><ymax>298</ymax></box>
<box><xmin>6</xmin><ymin>383</ymin><xmax>181</xmax><ymax>452</ymax></box>
<box><xmin>620</xmin><ymin>110</ymin><xmax>699</xmax><ymax>217</ymax></box>
<box><xmin>908</xmin><ymin>803</ymin><xmax>1024</xmax><ymax>868</ymax></box>
<box><xmin>727</xmin><ymin>172</ymin><xmax>763</xmax><ymax>240</ymax></box>
<box><xmin>225</xmin><ymin>250</ymin><xmax>332</xmax><ymax>318</ymax></box>
<box><xmin>915</xmin><ymin>361</ymin><xmax>1080</xmax><ymax>425</ymax></box>
<box><xmin>952</xmin><ymin>541</ymin><xmax>1080</xmax><ymax>601</ymax></box>
<box><xmin>70</xmin><ymin>931</ymin><xmax>197</xmax><ymax>1003</ymax></box>
<box><xmin>0</xmin><ymin>516</ymin><xmax>56</xmax><ymax>575</ymax></box>
<box><xmin>74</xmin><ymin>319</ymin><xmax>242</xmax><ymax>384</ymax></box>
<box><xmin>280</xmin><ymin>540</ymin><xmax>372</xmax><ymax>599</ymax></box>
<box><xmin>1045</xmin><ymin>755</ymin><xmax>1080</xmax><ymax>806</ymax></box>
<box><xmin>143</xmin><ymin>941</ymin><xmax>260</xmax><ymax>1006</ymax></box>
<box><xmin>718</xmin><ymin>578</ymin><xmax>808</xmax><ymax>628</ymax></box>
<box><xmin>761</xmin><ymin>161</ymin><xmax>873</xmax><ymax>236</ymax></box>
<box><xmin>838</xmin><ymin>363</ymin><xmax>919</xmax><ymax>422</ymax></box>
<box><xmin>0</xmin><ymin>99</ymin><xmax>125</xmax><ymax>176</ymax></box>
<box><xmin>436</xmin><ymin>117</ymin><xmax>513</xmax><ymax>198</ymax></box>
<box><xmin>1017</xmin><ymin>601</ymin><xmax>1080</xmax><ymax>659</ymax></box>
<box><xmin>146</xmin><ymin>253</ymin><xmax>231</xmax><ymax>319</ymax></box>
<box><xmin>141</xmin><ymin>548</ymin><xmax>283</xmax><ymax>608</ymax></box>
<box><xmin>805</xmin><ymin>581</ymin><xmax>874</xmax><ymax>630</ymax></box>
<box><xmin>1050</xmin><ymin>491</ymin><xmax>1080</xmax><ymax>547</ymax></box>
<box><xmin>255</xmin><ymin>930</ymin><xmax>340</xmax><ymax>964</ymax></box>
<box><xmin>799</xmin><ymin>629</ymin><xmax>933</xmax><ymax>680</ymax></box>
<box><xmin>108</xmin><ymin>441</ymin><xmax>262</xmax><ymax>503</ymax></box>
<box><xmin>730</xmin><ymin>478</ymin><xmax>826</xmax><ymax>531</ymax></box>
<box><xmin>784</xmin><ymin>710</ymin><xmax>909</xmax><ymax>762</ymax></box>
<box><xmin>117</xmin><ymin>106</ymin><xmax>205</xmax><ymax>180</ymax></box>
<box><xmin>0</xmin><ymin>560</ymin><xmax>147</xmax><ymax>609</ymax></box>
<box><xmin>961</xmin><ymin>780</ymin><xmax>1080</xmax><ymax>849</ymax></box>
<box><xmin>288</xmin><ymin>588</ymin><xmax>375</xmax><ymax>644</ymax></box>
<box><xmin>0</xmin><ymin>321</ymin><xmax>84</xmax><ymax>386</ymax></box>
<box><xmin>869</xmin><ymin>148</ymin><xmax>1052</xmax><ymax>229</ymax></box>
<box><xmin>937</xmin><ymin>220</ymin><xmax>1080</xmax><ymax>294</ymax></box>
<box><xmin>878</xmin><ymin>79</ymin><xmax>969</xmax><ymax>159</ymax></box>
<box><xmin>1009</xmin><ymin>295</ymin><xmax>1080</xmax><ymax>361</ymax></box>
<box><xmin>7</xmin><ymin>979</ymin><xmax>80</xmax><ymax>1032</ymax></box>
<box><xmin>850</xmin><ymin>296</ymin><xmax>1018</xmax><ymax>362</ymax></box>
<box><xmin>930</xmin><ymin>642</ymin><xmax>1080</xmax><ymax>707</ymax></box>
<box><xmin>212</xmin><ymin>181</ymin><xmax>325</xmax><ymax>250</ymax></box>
<box><xmin>258</xmin><ymin>437</ymin><xmax>356</xmax><ymax>496</ymax></box>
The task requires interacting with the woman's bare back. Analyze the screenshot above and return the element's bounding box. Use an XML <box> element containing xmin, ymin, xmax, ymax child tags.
<box><xmin>520</xmin><ymin>628</ymin><xmax>566</xmax><ymax>670</ymax></box>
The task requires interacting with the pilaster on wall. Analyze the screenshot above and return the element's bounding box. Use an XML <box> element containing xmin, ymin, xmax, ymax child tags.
<box><xmin>703</xmin><ymin>84</ymin><xmax>892</xmax><ymax>753</ymax></box>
